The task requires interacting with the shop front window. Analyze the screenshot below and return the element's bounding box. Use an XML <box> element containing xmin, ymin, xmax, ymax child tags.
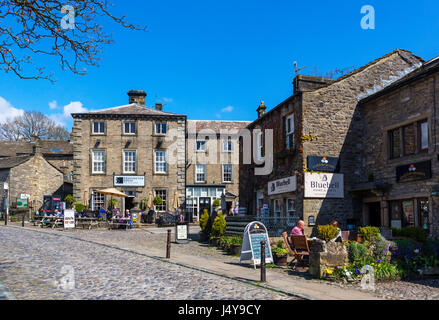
<box><xmin>272</xmin><ymin>199</ymin><xmax>281</xmax><ymax>222</ymax></box>
<box><xmin>390</xmin><ymin>199</ymin><xmax>424</xmax><ymax>229</ymax></box>
<box><xmin>286</xmin><ymin>199</ymin><xmax>296</xmax><ymax>223</ymax></box>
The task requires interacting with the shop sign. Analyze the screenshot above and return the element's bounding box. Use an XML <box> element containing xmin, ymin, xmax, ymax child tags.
<box><xmin>268</xmin><ymin>176</ymin><xmax>297</xmax><ymax>195</ymax></box>
<box><xmin>63</xmin><ymin>209</ymin><xmax>75</xmax><ymax>229</ymax></box>
<box><xmin>175</xmin><ymin>222</ymin><xmax>189</xmax><ymax>244</ymax></box>
<box><xmin>114</xmin><ymin>175</ymin><xmax>145</xmax><ymax>187</ymax></box>
<box><xmin>240</xmin><ymin>221</ymin><xmax>273</xmax><ymax>269</ymax></box>
<box><xmin>396</xmin><ymin>160</ymin><xmax>431</xmax><ymax>183</ymax></box>
<box><xmin>17</xmin><ymin>198</ymin><xmax>28</xmax><ymax>208</ymax></box>
<box><xmin>307</xmin><ymin>156</ymin><xmax>340</xmax><ymax>172</ymax></box>
<box><xmin>304</xmin><ymin>173</ymin><xmax>344</xmax><ymax>198</ymax></box>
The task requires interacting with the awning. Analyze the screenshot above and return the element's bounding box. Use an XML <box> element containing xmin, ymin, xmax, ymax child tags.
<box><xmin>95</xmin><ymin>188</ymin><xmax>129</xmax><ymax>198</ymax></box>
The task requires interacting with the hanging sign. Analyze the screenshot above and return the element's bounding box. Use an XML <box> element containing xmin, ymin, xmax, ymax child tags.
<box><xmin>268</xmin><ymin>176</ymin><xmax>297</xmax><ymax>195</ymax></box>
<box><xmin>396</xmin><ymin>160</ymin><xmax>431</xmax><ymax>183</ymax></box>
<box><xmin>17</xmin><ymin>198</ymin><xmax>28</xmax><ymax>209</ymax></box>
<box><xmin>240</xmin><ymin>221</ymin><xmax>273</xmax><ymax>269</ymax></box>
<box><xmin>307</xmin><ymin>156</ymin><xmax>340</xmax><ymax>172</ymax></box>
<box><xmin>63</xmin><ymin>209</ymin><xmax>75</xmax><ymax>229</ymax></box>
<box><xmin>304</xmin><ymin>173</ymin><xmax>344</xmax><ymax>198</ymax></box>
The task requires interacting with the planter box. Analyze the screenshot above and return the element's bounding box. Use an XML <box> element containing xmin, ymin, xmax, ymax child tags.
<box><xmin>422</xmin><ymin>267</ymin><xmax>439</xmax><ymax>276</ymax></box>
<box><xmin>210</xmin><ymin>237</ymin><xmax>221</xmax><ymax>246</ymax></box>
<box><xmin>228</xmin><ymin>244</ymin><xmax>242</xmax><ymax>255</ymax></box>
<box><xmin>309</xmin><ymin>240</ymin><xmax>348</xmax><ymax>279</ymax></box>
<box><xmin>273</xmin><ymin>255</ymin><xmax>288</xmax><ymax>266</ymax></box>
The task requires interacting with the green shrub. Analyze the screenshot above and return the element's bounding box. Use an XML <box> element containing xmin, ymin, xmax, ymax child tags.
<box><xmin>391</xmin><ymin>227</ymin><xmax>428</xmax><ymax>243</ymax></box>
<box><xmin>212</xmin><ymin>199</ymin><xmax>221</xmax><ymax>207</ymax></box>
<box><xmin>153</xmin><ymin>196</ymin><xmax>163</xmax><ymax>206</ymax></box>
<box><xmin>276</xmin><ymin>240</ymin><xmax>284</xmax><ymax>248</ymax></box>
<box><xmin>199</xmin><ymin>209</ymin><xmax>211</xmax><ymax>236</ymax></box>
<box><xmin>317</xmin><ymin>225</ymin><xmax>339</xmax><ymax>241</ymax></box>
<box><xmin>345</xmin><ymin>241</ymin><xmax>372</xmax><ymax>267</ymax></box>
<box><xmin>211</xmin><ymin>212</ymin><xmax>226</xmax><ymax>238</ymax></box>
<box><xmin>358</xmin><ymin>226</ymin><xmax>381</xmax><ymax>242</ymax></box>
<box><xmin>64</xmin><ymin>195</ymin><xmax>75</xmax><ymax>206</ymax></box>
<box><xmin>110</xmin><ymin>199</ymin><xmax>118</xmax><ymax>209</ymax></box>
<box><xmin>230</xmin><ymin>236</ymin><xmax>243</xmax><ymax>245</ymax></box>
<box><xmin>272</xmin><ymin>247</ymin><xmax>289</xmax><ymax>257</ymax></box>
<box><xmin>73</xmin><ymin>202</ymin><xmax>85</xmax><ymax>213</ymax></box>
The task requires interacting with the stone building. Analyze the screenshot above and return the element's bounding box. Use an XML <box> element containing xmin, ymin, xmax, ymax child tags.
<box><xmin>357</xmin><ymin>55</ymin><xmax>439</xmax><ymax>237</ymax></box>
<box><xmin>0</xmin><ymin>141</ymin><xmax>68</xmax><ymax>211</ymax></box>
<box><xmin>239</xmin><ymin>49</ymin><xmax>424</xmax><ymax>235</ymax></box>
<box><xmin>186</xmin><ymin>120</ymin><xmax>250</xmax><ymax>220</ymax></box>
<box><xmin>71</xmin><ymin>90</ymin><xmax>186</xmax><ymax>214</ymax></box>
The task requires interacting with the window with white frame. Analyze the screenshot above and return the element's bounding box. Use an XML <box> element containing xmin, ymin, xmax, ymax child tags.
<box><xmin>155</xmin><ymin>122</ymin><xmax>167</xmax><ymax>135</ymax></box>
<box><xmin>222</xmin><ymin>137</ymin><xmax>233</xmax><ymax>152</ymax></box>
<box><xmin>124</xmin><ymin>122</ymin><xmax>136</xmax><ymax>134</ymax></box>
<box><xmin>123</xmin><ymin>150</ymin><xmax>136</xmax><ymax>173</ymax></box>
<box><xmin>195</xmin><ymin>164</ymin><xmax>206</xmax><ymax>183</ymax></box>
<box><xmin>272</xmin><ymin>199</ymin><xmax>281</xmax><ymax>222</ymax></box>
<box><xmin>222</xmin><ymin>164</ymin><xmax>233</xmax><ymax>183</ymax></box>
<box><xmin>286</xmin><ymin>199</ymin><xmax>296</xmax><ymax>222</ymax></box>
<box><xmin>257</xmin><ymin>132</ymin><xmax>263</xmax><ymax>161</ymax></box>
<box><xmin>285</xmin><ymin>114</ymin><xmax>294</xmax><ymax>150</ymax></box>
<box><xmin>92</xmin><ymin>150</ymin><xmax>105</xmax><ymax>173</ymax></box>
<box><xmin>154</xmin><ymin>151</ymin><xmax>167</xmax><ymax>173</ymax></box>
<box><xmin>92</xmin><ymin>121</ymin><xmax>105</xmax><ymax>134</ymax></box>
<box><xmin>92</xmin><ymin>191</ymin><xmax>105</xmax><ymax>211</ymax></box>
<box><xmin>154</xmin><ymin>189</ymin><xmax>167</xmax><ymax>212</ymax></box>
<box><xmin>196</xmin><ymin>140</ymin><xmax>206</xmax><ymax>152</ymax></box>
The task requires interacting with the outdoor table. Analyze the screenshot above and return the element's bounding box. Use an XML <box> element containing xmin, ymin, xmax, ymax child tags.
<box><xmin>40</xmin><ymin>216</ymin><xmax>63</xmax><ymax>229</ymax></box>
<box><xmin>76</xmin><ymin>217</ymin><xmax>99</xmax><ymax>230</ymax></box>
<box><xmin>109</xmin><ymin>217</ymin><xmax>132</xmax><ymax>230</ymax></box>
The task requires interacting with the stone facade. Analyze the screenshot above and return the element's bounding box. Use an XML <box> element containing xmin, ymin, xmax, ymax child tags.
<box><xmin>71</xmin><ymin>91</ymin><xmax>186</xmax><ymax>214</ymax></box>
<box><xmin>0</xmin><ymin>152</ymin><xmax>65</xmax><ymax>211</ymax></box>
<box><xmin>186</xmin><ymin>120</ymin><xmax>250</xmax><ymax>220</ymax></box>
<box><xmin>358</xmin><ymin>56</ymin><xmax>439</xmax><ymax>237</ymax></box>
<box><xmin>240</xmin><ymin>49</ymin><xmax>424</xmax><ymax>236</ymax></box>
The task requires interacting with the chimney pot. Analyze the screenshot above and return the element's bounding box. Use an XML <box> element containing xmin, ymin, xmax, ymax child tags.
<box><xmin>127</xmin><ymin>90</ymin><xmax>146</xmax><ymax>106</ymax></box>
<box><xmin>155</xmin><ymin>103</ymin><xmax>163</xmax><ymax>111</ymax></box>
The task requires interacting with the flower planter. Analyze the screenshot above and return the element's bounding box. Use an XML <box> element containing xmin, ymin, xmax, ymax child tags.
<box><xmin>229</xmin><ymin>244</ymin><xmax>242</xmax><ymax>255</ymax></box>
<box><xmin>273</xmin><ymin>255</ymin><xmax>288</xmax><ymax>266</ymax></box>
<box><xmin>199</xmin><ymin>232</ymin><xmax>209</xmax><ymax>242</ymax></box>
<box><xmin>210</xmin><ymin>237</ymin><xmax>221</xmax><ymax>246</ymax></box>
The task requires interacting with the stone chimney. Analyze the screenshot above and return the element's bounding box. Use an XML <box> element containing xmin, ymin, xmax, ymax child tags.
<box><xmin>155</xmin><ymin>103</ymin><xmax>163</xmax><ymax>111</ymax></box>
<box><xmin>31</xmin><ymin>134</ymin><xmax>42</xmax><ymax>155</ymax></box>
<box><xmin>127</xmin><ymin>90</ymin><xmax>146</xmax><ymax>106</ymax></box>
<box><xmin>256</xmin><ymin>101</ymin><xmax>266</xmax><ymax>119</ymax></box>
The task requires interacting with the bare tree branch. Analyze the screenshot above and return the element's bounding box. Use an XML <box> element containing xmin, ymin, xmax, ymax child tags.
<box><xmin>0</xmin><ymin>0</ymin><xmax>146</xmax><ymax>82</ymax></box>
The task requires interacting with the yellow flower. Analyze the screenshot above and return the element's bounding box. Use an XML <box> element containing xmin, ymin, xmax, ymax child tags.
<box><xmin>378</xmin><ymin>264</ymin><xmax>381</xmax><ymax>267</ymax></box>
<box><xmin>326</xmin><ymin>269</ymin><xmax>333</xmax><ymax>275</ymax></box>
<box><xmin>371</xmin><ymin>263</ymin><xmax>374</xmax><ymax>266</ymax></box>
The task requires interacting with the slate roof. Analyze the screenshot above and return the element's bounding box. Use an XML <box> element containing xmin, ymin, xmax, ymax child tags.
<box><xmin>0</xmin><ymin>140</ymin><xmax>73</xmax><ymax>158</ymax></box>
<box><xmin>187</xmin><ymin>120</ymin><xmax>251</xmax><ymax>133</ymax></box>
<box><xmin>72</xmin><ymin>104</ymin><xmax>185</xmax><ymax>118</ymax></box>
<box><xmin>0</xmin><ymin>155</ymin><xmax>31</xmax><ymax>169</ymax></box>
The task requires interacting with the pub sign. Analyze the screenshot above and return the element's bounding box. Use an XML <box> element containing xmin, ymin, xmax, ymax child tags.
<box><xmin>396</xmin><ymin>160</ymin><xmax>431</xmax><ymax>183</ymax></box>
<box><xmin>307</xmin><ymin>156</ymin><xmax>340</xmax><ymax>172</ymax></box>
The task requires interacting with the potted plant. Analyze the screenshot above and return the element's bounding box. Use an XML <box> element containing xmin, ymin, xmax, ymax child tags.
<box><xmin>64</xmin><ymin>195</ymin><xmax>75</xmax><ymax>209</ymax></box>
<box><xmin>272</xmin><ymin>240</ymin><xmax>288</xmax><ymax>266</ymax></box>
<box><xmin>199</xmin><ymin>209</ymin><xmax>211</xmax><ymax>242</ymax></box>
<box><xmin>210</xmin><ymin>212</ymin><xmax>226</xmax><ymax>246</ymax></box>
<box><xmin>228</xmin><ymin>236</ymin><xmax>243</xmax><ymax>255</ymax></box>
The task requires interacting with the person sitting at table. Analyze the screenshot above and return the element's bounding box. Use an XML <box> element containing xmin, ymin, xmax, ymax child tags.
<box><xmin>177</xmin><ymin>209</ymin><xmax>184</xmax><ymax>223</ymax></box>
<box><xmin>125</xmin><ymin>209</ymin><xmax>131</xmax><ymax>219</ymax></box>
<box><xmin>288</xmin><ymin>220</ymin><xmax>305</xmax><ymax>249</ymax></box>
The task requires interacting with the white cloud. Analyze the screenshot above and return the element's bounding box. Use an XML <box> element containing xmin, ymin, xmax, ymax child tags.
<box><xmin>221</xmin><ymin>105</ymin><xmax>234</xmax><ymax>113</ymax></box>
<box><xmin>48</xmin><ymin>101</ymin><xmax>87</xmax><ymax>127</ymax></box>
<box><xmin>0</xmin><ymin>96</ymin><xmax>25</xmax><ymax>123</ymax></box>
<box><xmin>161</xmin><ymin>97</ymin><xmax>173</xmax><ymax>104</ymax></box>
<box><xmin>49</xmin><ymin>100</ymin><xmax>58</xmax><ymax>110</ymax></box>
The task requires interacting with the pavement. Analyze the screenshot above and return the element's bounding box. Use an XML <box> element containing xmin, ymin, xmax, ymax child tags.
<box><xmin>0</xmin><ymin>224</ymin><xmax>380</xmax><ymax>300</ymax></box>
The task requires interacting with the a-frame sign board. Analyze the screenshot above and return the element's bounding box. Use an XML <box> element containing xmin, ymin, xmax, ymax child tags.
<box><xmin>240</xmin><ymin>221</ymin><xmax>273</xmax><ymax>269</ymax></box>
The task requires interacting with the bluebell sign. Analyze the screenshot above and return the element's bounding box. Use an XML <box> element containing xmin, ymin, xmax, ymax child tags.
<box><xmin>307</xmin><ymin>156</ymin><xmax>340</xmax><ymax>172</ymax></box>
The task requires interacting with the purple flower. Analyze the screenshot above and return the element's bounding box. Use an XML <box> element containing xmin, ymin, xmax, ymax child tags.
<box><xmin>355</xmin><ymin>269</ymin><xmax>361</xmax><ymax>275</ymax></box>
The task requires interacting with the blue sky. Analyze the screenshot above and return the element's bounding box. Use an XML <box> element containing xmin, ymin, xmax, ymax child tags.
<box><xmin>0</xmin><ymin>0</ymin><xmax>438</xmax><ymax>130</ymax></box>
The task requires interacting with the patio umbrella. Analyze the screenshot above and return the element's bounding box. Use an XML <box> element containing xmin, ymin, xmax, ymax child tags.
<box><xmin>173</xmin><ymin>190</ymin><xmax>180</xmax><ymax>210</ymax></box>
<box><xmin>220</xmin><ymin>192</ymin><xmax>226</xmax><ymax>214</ymax></box>
<box><xmin>95</xmin><ymin>188</ymin><xmax>129</xmax><ymax>198</ymax></box>
<box><xmin>147</xmin><ymin>191</ymin><xmax>153</xmax><ymax>209</ymax></box>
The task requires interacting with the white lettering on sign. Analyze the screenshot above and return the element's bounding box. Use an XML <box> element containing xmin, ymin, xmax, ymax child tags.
<box><xmin>304</xmin><ymin>173</ymin><xmax>344</xmax><ymax>198</ymax></box>
<box><xmin>267</xmin><ymin>176</ymin><xmax>297</xmax><ymax>195</ymax></box>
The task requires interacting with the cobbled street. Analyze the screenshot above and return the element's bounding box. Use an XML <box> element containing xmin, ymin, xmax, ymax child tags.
<box><xmin>0</xmin><ymin>227</ymin><xmax>294</xmax><ymax>300</ymax></box>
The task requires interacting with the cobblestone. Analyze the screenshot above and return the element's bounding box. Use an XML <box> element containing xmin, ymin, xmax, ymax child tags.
<box><xmin>0</xmin><ymin>227</ymin><xmax>294</xmax><ymax>300</ymax></box>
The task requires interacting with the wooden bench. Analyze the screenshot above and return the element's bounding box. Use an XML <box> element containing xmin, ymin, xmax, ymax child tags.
<box><xmin>108</xmin><ymin>220</ymin><xmax>131</xmax><ymax>230</ymax></box>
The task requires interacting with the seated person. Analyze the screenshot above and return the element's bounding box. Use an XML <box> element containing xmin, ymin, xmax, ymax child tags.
<box><xmin>288</xmin><ymin>220</ymin><xmax>305</xmax><ymax>249</ymax></box>
<box><xmin>330</xmin><ymin>220</ymin><xmax>343</xmax><ymax>242</ymax></box>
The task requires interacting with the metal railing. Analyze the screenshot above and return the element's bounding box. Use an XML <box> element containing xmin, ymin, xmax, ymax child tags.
<box><xmin>256</xmin><ymin>215</ymin><xmax>300</xmax><ymax>237</ymax></box>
